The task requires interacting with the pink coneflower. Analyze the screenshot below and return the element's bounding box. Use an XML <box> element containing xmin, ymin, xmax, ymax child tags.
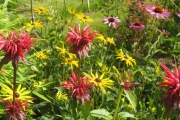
<box><xmin>102</xmin><ymin>17</ymin><xmax>120</xmax><ymax>28</ymax></box>
<box><xmin>176</xmin><ymin>13</ymin><xmax>180</xmax><ymax>17</ymax></box>
<box><xmin>130</xmin><ymin>21</ymin><xmax>145</xmax><ymax>30</ymax></box>
<box><xmin>61</xmin><ymin>71</ymin><xmax>93</xmax><ymax>104</ymax></box>
<box><xmin>158</xmin><ymin>62</ymin><xmax>180</xmax><ymax>116</ymax></box>
<box><xmin>0</xmin><ymin>31</ymin><xmax>35</xmax><ymax>68</ymax></box>
<box><xmin>146</xmin><ymin>5</ymin><xmax>171</xmax><ymax>19</ymax></box>
<box><xmin>3</xmin><ymin>99</ymin><xmax>28</xmax><ymax>120</ymax></box>
<box><xmin>66</xmin><ymin>24</ymin><xmax>96</xmax><ymax>59</ymax></box>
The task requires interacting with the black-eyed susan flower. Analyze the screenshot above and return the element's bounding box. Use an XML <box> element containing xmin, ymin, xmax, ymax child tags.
<box><xmin>84</xmin><ymin>69</ymin><xmax>114</xmax><ymax>94</ymax></box>
<box><xmin>34</xmin><ymin>6</ymin><xmax>49</xmax><ymax>15</ymax></box>
<box><xmin>96</xmin><ymin>34</ymin><xmax>116</xmax><ymax>46</ymax></box>
<box><xmin>62</xmin><ymin>53</ymin><xmax>78</xmax><ymax>69</ymax></box>
<box><xmin>55</xmin><ymin>43</ymin><xmax>67</xmax><ymax>57</ymax></box>
<box><xmin>0</xmin><ymin>84</ymin><xmax>33</xmax><ymax>103</ymax></box>
<box><xmin>25</xmin><ymin>20</ymin><xmax>42</xmax><ymax>31</ymax></box>
<box><xmin>34</xmin><ymin>51</ymin><xmax>48</xmax><ymax>60</ymax></box>
<box><xmin>116</xmin><ymin>49</ymin><xmax>136</xmax><ymax>67</ymax></box>
<box><xmin>75</xmin><ymin>12</ymin><xmax>94</xmax><ymax>22</ymax></box>
<box><xmin>55</xmin><ymin>90</ymin><xmax>68</xmax><ymax>102</ymax></box>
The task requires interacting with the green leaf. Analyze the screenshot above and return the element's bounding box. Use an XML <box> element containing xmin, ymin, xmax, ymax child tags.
<box><xmin>80</xmin><ymin>101</ymin><xmax>91</xmax><ymax>120</ymax></box>
<box><xmin>32</xmin><ymin>90</ymin><xmax>51</xmax><ymax>103</ymax></box>
<box><xmin>90</xmin><ymin>109</ymin><xmax>112</xmax><ymax>120</ymax></box>
<box><xmin>124</xmin><ymin>90</ymin><xmax>137</xmax><ymax>112</ymax></box>
<box><xmin>118</xmin><ymin>112</ymin><xmax>135</xmax><ymax>118</ymax></box>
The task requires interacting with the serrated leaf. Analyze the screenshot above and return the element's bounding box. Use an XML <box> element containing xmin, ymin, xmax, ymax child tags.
<box><xmin>90</xmin><ymin>109</ymin><xmax>112</xmax><ymax>120</ymax></box>
<box><xmin>124</xmin><ymin>90</ymin><xmax>137</xmax><ymax>112</ymax></box>
<box><xmin>32</xmin><ymin>90</ymin><xmax>51</xmax><ymax>103</ymax></box>
<box><xmin>118</xmin><ymin>112</ymin><xmax>135</xmax><ymax>118</ymax></box>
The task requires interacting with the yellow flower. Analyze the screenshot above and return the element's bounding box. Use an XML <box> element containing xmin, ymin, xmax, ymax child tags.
<box><xmin>55</xmin><ymin>43</ymin><xmax>67</xmax><ymax>57</ymax></box>
<box><xmin>75</xmin><ymin>12</ymin><xmax>94</xmax><ymax>22</ymax></box>
<box><xmin>34</xmin><ymin>52</ymin><xmax>48</xmax><ymax>60</ymax></box>
<box><xmin>25</xmin><ymin>20</ymin><xmax>42</xmax><ymax>31</ymax></box>
<box><xmin>84</xmin><ymin>70</ymin><xmax>114</xmax><ymax>94</ymax></box>
<box><xmin>0</xmin><ymin>84</ymin><xmax>33</xmax><ymax>103</ymax></box>
<box><xmin>96</xmin><ymin>34</ymin><xmax>116</xmax><ymax>46</ymax></box>
<box><xmin>62</xmin><ymin>53</ymin><xmax>78</xmax><ymax>69</ymax></box>
<box><xmin>55</xmin><ymin>90</ymin><xmax>68</xmax><ymax>102</ymax></box>
<box><xmin>34</xmin><ymin>6</ymin><xmax>49</xmax><ymax>15</ymax></box>
<box><xmin>116</xmin><ymin>49</ymin><xmax>136</xmax><ymax>67</ymax></box>
<box><xmin>68</xmin><ymin>7</ymin><xmax>76</xmax><ymax>15</ymax></box>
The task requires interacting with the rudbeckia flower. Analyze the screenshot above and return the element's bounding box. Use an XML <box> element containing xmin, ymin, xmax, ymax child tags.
<box><xmin>84</xmin><ymin>70</ymin><xmax>114</xmax><ymax>94</ymax></box>
<box><xmin>34</xmin><ymin>6</ymin><xmax>49</xmax><ymax>15</ymax></box>
<box><xmin>130</xmin><ymin>21</ymin><xmax>145</xmax><ymax>30</ymax></box>
<box><xmin>61</xmin><ymin>71</ymin><xmax>93</xmax><ymax>105</ymax></box>
<box><xmin>102</xmin><ymin>16</ymin><xmax>120</xmax><ymax>28</ymax></box>
<box><xmin>158</xmin><ymin>63</ymin><xmax>180</xmax><ymax>117</ymax></box>
<box><xmin>0</xmin><ymin>84</ymin><xmax>33</xmax><ymax>103</ymax></box>
<box><xmin>66</xmin><ymin>24</ymin><xmax>96</xmax><ymax>59</ymax></box>
<box><xmin>146</xmin><ymin>5</ymin><xmax>171</xmax><ymax>19</ymax></box>
<box><xmin>34</xmin><ymin>51</ymin><xmax>48</xmax><ymax>60</ymax></box>
<box><xmin>75</xmin><ymin>12</ymin><xmax>94</xmax><ymax>22</ymax></box>
<box><xmin>62</xmin><ymin>53</ymin><xmax>79</xmax><ymax>69</ymax></box>
<box><xmin>96</xmin><ymin>34</ymin><xmax>116</xmax><ymax>46</ymax></box>
<box><xmin>25</xmin><ymin>20</ymin><xmax>42</xmax><ymax>31</ymax></box>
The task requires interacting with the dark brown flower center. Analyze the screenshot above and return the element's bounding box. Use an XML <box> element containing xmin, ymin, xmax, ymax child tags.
<box><xmin>108</xmin><ymin>18</ymin><xmax>115</xmax><ymax>22</ymax></box>
<box><xmin>39</xmin><ymin>8</ymin><xmax>43</xmax><ymax>11</ymax></box>
<box><xmin>95</xmin><ymin>78</ymin><xmax>101</xmax><ymax>82</ymax></box>
<box><xmin>68</xmin><ymin>59</ymin><xmax>72</xmax><ymax>63</ymax></box>
<box><xmin>124</xmin><ymin>56</ymin><xmax>128</xmax><ymax>59</ymax></box>
<box><xmin>134</xmin><ymin>21</ymin><xmax>141</xmax><ymax>26</ymax></box>
<box><xmin>83</xmin><ymin>16</ymin><xmax>87</xmax><ymax>19</ymax></box>
<box><xmin>15</xmin><ymin>92</ymin><xmax>20</xmax><ymax>98</ymax></box>
<box><xmin>154</xmin><ymin>6</ymin><xmax>163</xmax><ymax>13</ymax></box>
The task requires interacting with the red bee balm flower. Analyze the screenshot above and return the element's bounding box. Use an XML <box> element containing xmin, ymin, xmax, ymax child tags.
<box><xmin>158</xmin><ymin>63</ymin><xmax>180</xmax><ymax>116</ymax></box>
<box><xmin>66</xmin><ymin>24</ymin><xmax>96</xmax><ymax>59</ymax></box>
<box><xmin>61</xmin><ymin>71</ymin><xmax>93</xmax><ymax>104</ymax></box>
<box><xmin>0</xmin><ymin>31</ymin><xmax>35</xmax><ymax>69</ymax></box>
<box><xmin>3</xmin><ymin>99</ymin><xmax>28</xmax><ymax>120</ymax></box>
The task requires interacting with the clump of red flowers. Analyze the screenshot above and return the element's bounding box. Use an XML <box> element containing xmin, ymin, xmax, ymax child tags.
<box><xmin>3</xmin><ymin>99</ymin><xmax>28</xmax><ymax>120</ymax></box>
<box><xmin>61</xmin><ymin>71</ymin><xmax>93</xmax><ymax>104</ymax></box>
<box><xmin>158</xmin><ymin>62</ymin><xmax>180</xmax><ymax>117</ymax></box>
<box><xmin>66</xmin><ymin>24</ymin><xmax>96</xmax><ymax>59</ymax></box>
<box><xmin>0</xmin><ymin>31</ymin><xmax>35</xmax><ymax>69</ymax></box>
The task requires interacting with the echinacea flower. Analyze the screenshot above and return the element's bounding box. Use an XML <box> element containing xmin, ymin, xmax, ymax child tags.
<box><xmin>34</xmin><ymin>6</ymin><xmax>49</xmax><ymax>15</ymax></box>
<box><xmin>3</xmin><ymin>99</ymin><xmax>28</xmax><ymax>120</ymax></box>
<box><xmin>0</xmin><ymin>84</ymin><xmax>33</xmax><ymax>103</ymax></box>
<box><xmin>84</xmin><ymin>70</ymin><xmax>114</xmax><ymax>94</ymax></box>
<box><xmin>146</xmin><ymin>5</ymin><xmax>171</xmax><ymax>19</ymax></box>
<box><xmin>0</xmin><ymin>31</ymin><xmax>35</xmax><ymax>69</ymax></box>
<box><xmin>158</xmin><ymin>63</ymin><xmax>180</xmax><ymax>117</ymax></box>
<box><xmin>130</xmin><ymin>21</ymin><xmax>145</xmax><ymax>30</ymax></box>
<box><xmin>61</xmin><ymin>71</ymin><xmax>93</xmax><ymax>104</ymax></box>
<box><xmin>176</xmin><ymin>13</ymin><xmax>180</xmax><ymax>17</ymax></box>
<box><xmin>116</xmin><ymin>49</ymin><xmax>136</xmax><ymax>67</ymax></box>
<box><xmin>75</xmin><ymin>12</ymin><xmax>94</xmax><ymax>22</ymax></box>
<box><xmin>66</xmin><ymin>24</ymin><xmax>96</xmax><ymax>59</ymax></box>
<box><xmin>102</xmin><ymin>16</ymin><xmax>120</xmax><ymax>28</ymax></box>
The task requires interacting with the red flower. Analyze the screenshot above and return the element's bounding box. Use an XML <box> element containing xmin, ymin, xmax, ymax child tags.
<box><xmin>66</xmin><ymin>24</ymin><xmax>96</xmax><ymax>59</ymax></box>
<box><xmin>61</xmin><ymin>71</ymin><xmax>93</xmax><ymax>104</ymax></box>
<box><xmin>158</xmin><ymin>63</ymin><xmax>180</xmax><ymax>116</ymax></box>
<box><xmin>3</xmin><ymin>99</ymin><xmax>28</xmax><ymax>120</ymax></box>
<box><xmin>121</xmin><ymin>81</ymin><xmax>140</xmax><ymax>91</ymax></box>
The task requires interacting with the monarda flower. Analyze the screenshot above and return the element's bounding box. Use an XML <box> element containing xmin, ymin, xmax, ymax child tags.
<box><xmin>158</xmin><ymin>63</ymin><xmax>180</xmax><ymax>117</ymax></box>
<box><xmin>130</xmin><ymin>21</ymin><xmax>145</xmax><ymax>30</ymax></box>
<box><xmin>0</xmin><ymin>31</ymin><xmax>35</xmax><ymax>69</ymax></box>
<box><xmin>146</xmin><ymin>5</ymin><xmax>171</xmax><ymax>19</ymax></box>
<box><xmin>61</xmin><ymin>71</ymin><xmax>93</xmax><ymax>104</ymax></box>
<box><xmin>66</xmin><ymin>24</ymin><xmax>96</xmax><ymax>59</ymax></box>
<box><xmin>3</xmin><ymin>99</ymin><xmax>28</xmax><ymax>120</ymax></box>
<box><xmin>102</xmin><ymin>17</ymin><xmax>120</xmax><ymax>28</ymax></box>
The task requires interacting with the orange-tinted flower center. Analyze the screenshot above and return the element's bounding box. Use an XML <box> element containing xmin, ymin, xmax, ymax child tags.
<box><xmin>15</xmin><ymin>92</ymin><xmax>20</xmax><ymax>98</ymax></box>
<box><xmin>108</xmin><ymin>18</ymin><xmax>115</xmax><ymax>22</ymax></box>
<box><xmin>154</xmin><ymin>6</ymin><xmax>163</xmax><ymax>13</ymax></box>
<box><xmin>95</xmin><ymin>78</ymin><xmax>101</xmax><ymax>82</ymax></box>
<box><xmin>134</xmin><ymin>21</ymin><xmax>142</xmax><ymax>26</ymax></box>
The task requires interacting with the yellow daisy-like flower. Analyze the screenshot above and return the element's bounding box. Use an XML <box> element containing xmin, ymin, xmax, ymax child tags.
<box><xmin>96</xmin><ymin>34</ymin><xmax>116</xmax><ymax>46</ymax></box>
<box><xmin>55</xmin><ymin>43</ymin><xmax>67</xmax><ymax>57</ymax></box>
<box><xmin>84</xmin><ymin>70</ymin><xmax>114</xmax><ymax>94</ymax></box>
<box><xmin>34</xmin><ymin>51</ymin><xmax>48</xmax><ymax>60</ymax></box>
<box><xmin>116</xmin><ymin>49</ymin><xmax>136</xmax><ymax>67</ymax></box>
<box><xmin>62</xmin><ymin>53</ymin><xmax>78</xmax><ymax>69</ymax></box>
<box><xmin>75</xmin><ymin>12</ymin><xmax>94</xmax><ymax>22</ymax></box>
<box><xmin>34</xmin><ymin>6</ymin><xmax>49</xmax><ymax>15</ymax></box>
<box><xmin>55</xmin><ymin>90</ymin><xmax>68</xmax><ymax>102</ymax></box>
<box><xmin>25</xmin><ymin>20</ymin><xmax>42</xmax><ymax>31</ymax></box>
<box><xmin>68</xmin><ymin>7</ymin><xmax>76</xmax><ymax>15</ymax></box>
<box><xmin>0</xmin><ymin>84</ymin><xmax>33</xmax><ymax>103</ymax></box>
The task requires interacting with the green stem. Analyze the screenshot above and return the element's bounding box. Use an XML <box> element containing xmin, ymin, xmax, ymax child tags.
<box><xmin>78</xmin><ymin>58</ymin><xmax>81</xmax><ymax>83</ymax></box>
<box><xmin>13</xmin><ymin>67</ymin><xmax>17</xmax><ymax>105</ymax></box>
<box><xmin>113</xmin><ymin>86</ymin><xmax>123</xmax><ymax>120</ymax></box>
